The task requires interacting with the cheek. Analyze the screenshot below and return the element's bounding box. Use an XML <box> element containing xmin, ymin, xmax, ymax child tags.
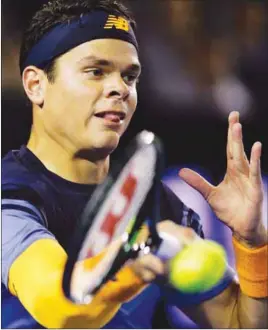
<box><xmin>120</xmin><ymin>91</ymin><xmax>138</xmax><ymax>134</ymax></box>
<box><xmin>128</xmin><ymin>89</ymin><xmax>138</xmax><ymax>114</ymax></box>
<box><xmin>61</xmin><ymin>78</ymin><xmax>100</xmax><ymax>108</ymax></box>
<box><xmin>45</xmin><ymin>80</ymin><xmax>101</xmax><ymax>121</ymax></box>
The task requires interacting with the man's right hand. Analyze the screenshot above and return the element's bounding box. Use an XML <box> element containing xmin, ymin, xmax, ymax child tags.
<box><xmin>129</xmin><ymin>220</ymin><xmax>198</xmax><ymax>283</ymax></box>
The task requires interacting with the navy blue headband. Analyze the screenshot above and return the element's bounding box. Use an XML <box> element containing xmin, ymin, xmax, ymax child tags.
<box><xmin>21</xmin><ymin>10</ymin><xmax>138</xmax><ymax>74</ymax></box>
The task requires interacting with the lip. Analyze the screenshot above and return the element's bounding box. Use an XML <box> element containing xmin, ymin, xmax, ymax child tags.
<box><xmin>94</xmin><ymin>110</ymin><xmax>126</xmax><ymax>121</ymax></box>
<box><xmin>94</xmin><ymin>110</ymin><xmax>126</xmax><ymax>129</ymax></box>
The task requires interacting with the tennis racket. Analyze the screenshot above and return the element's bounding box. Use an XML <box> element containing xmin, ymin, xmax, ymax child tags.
<box><xmin>63</xmin><ymin>130</ymin><xmax>168</xmax><ymax>304</ymax></box>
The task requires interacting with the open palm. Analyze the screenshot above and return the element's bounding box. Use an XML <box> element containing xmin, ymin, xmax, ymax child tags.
<box><xmin>179</xmin><ymin>112</ymin><xmax>264</xmax><ymax>241</ymax></box>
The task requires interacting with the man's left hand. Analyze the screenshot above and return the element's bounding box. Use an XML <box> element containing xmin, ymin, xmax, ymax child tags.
<box><xmin>179</xmin><ymin>111</ymin><xmax>267</xmax><ymax>247</ymax></box>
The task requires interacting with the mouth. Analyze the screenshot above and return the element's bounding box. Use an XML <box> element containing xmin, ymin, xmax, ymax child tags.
<box><xmin>94</xmin><ymin>111</ymin><xmax>126</xmax><ymax>124</ymax></box>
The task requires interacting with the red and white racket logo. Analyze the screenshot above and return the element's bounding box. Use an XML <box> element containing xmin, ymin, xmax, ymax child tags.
<box><xmin>86</xmin><ymin>171</ymin><xmax>137</xmax><ymax>258</ymax></box>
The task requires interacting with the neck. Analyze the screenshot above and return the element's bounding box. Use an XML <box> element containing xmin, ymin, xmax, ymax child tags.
<box><xmin>27</xmin><ymin>128</ymin><xmax>109</xmax><ymax>185</ymax></box>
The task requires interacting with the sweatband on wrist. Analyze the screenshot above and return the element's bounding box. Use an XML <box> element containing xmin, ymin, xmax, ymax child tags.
<box><xmin>21</xmin><ymin>10</ymin><xmax>138</xmax><ymax>74</ymax></box>
<box><xmin>232</xmin><ymin>236</ymin><xmax>268</xmax><ymax>298</ymax></box>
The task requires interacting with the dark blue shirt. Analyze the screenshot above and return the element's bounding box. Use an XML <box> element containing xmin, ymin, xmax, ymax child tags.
<box><xmin>1</xmin><ymin>146</ymin><xmax>233</xmax><ymax>328</ymax></box>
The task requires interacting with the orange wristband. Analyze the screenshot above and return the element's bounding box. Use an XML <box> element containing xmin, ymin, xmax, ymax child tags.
<box><xmin>232</xmin><ymin>236</ymin><xmax>268</xmax><ymax>298</ymax></box>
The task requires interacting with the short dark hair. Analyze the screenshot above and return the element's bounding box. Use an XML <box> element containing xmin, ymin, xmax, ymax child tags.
<box><xmin>20</xmin><ymin>0</ymin><xmax>136</xmax><ymax>82</ymax></box>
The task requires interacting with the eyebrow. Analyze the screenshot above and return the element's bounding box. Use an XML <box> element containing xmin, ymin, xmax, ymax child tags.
<box><xmin>77</xmin><ymin>55</ymin><xmax>141</xmax><ymax>74</ymax></box>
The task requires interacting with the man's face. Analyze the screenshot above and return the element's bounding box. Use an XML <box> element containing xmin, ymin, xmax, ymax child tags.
<box><xmin>42</xmin><ymin>39</ymin><xmax>140</xmax><ymax>156</ymax></box>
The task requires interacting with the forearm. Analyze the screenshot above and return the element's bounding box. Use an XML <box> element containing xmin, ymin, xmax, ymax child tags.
<box><xmin>17</xmin><ymin>267</ymin><xmax>122</xmax><ymax>329</ymax></box>
<box><xmin>10</xmin><ymin>239</ymin><xmax>146</xmax><ymax>328</ymax></box>
<box><xmin>22</xmin><ymin>266</ymin><xmax>144</xmax><ymax>329</ymax></box>
<box><xmin>235</xmin><ymin>292</ymin><xmax>268</xmax><ymax>329</ymax></box>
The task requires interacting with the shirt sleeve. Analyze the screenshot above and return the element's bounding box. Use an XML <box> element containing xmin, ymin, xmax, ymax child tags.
<box><xmin>2</xmin><ymin>199</ymin><xmax>56</xmax><ymax>288</ymax></box>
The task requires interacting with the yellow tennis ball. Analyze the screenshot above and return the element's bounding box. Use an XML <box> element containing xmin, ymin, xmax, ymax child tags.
<box><xmin>169</xmin><ymin>239</ymin><xmax>227</xmax><ymax>293</ymax></box>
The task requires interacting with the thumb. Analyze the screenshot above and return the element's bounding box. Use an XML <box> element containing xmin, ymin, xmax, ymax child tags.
<box><xmin>178</xmin><ymin>168</ymin><xmax>214</xmax><ymax>200</ymax></box>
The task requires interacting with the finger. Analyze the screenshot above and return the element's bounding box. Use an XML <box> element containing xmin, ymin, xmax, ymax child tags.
<box><xmin>250</xmin><ymin>142</ymin><xmax>262</xmax><ymax>185</ymax></box>
<box><xmin>133</xmin><ymin>254</ymin><xmax>165</xmax><ymax>277</ymax></box>
<box><xmin>231</xmin><ymin>123</ymin><xmax>249</xmax><ymax>173</ymax></box>
<box><xmin>179</xmin><ymin>168</ymin><xmax>214</xmax><ymax>200</ymax></box>
<box><xmin>141</xmin><ymin>255</ymin><xmax>165</xmax><ymax>275</ymax></box>
<box><xmin>157</xmin><ymin>221</ymin><xmax>197</xmax><ymax>244</ymax></box>
<box><xmin>227</xmin><ymin>111</ymin><xmax>239</xmax><ymax>160</ymax></box>
<box><xmin>139</xmin><ymin>269</ymin><xmax>156</xmax><ymax>283</ymax></box>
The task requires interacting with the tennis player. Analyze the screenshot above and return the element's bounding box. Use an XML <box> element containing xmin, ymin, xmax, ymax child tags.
<box><xmin>2</xmin><ymin>0</ymin><xmax>267</xmax><ymax>329</ymax></box>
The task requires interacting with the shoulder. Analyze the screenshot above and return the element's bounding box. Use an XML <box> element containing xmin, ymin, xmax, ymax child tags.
<box><xmin>2</xmin><ymin>148</ymin><xmax>38</xmax><ymax>190</ymax></box>
<box><xmin>160</xmin><ymin>181</ymin><xmax>204</xmax><ymax>237</ymax></box>
<box><xmin>2</xmin><ymin>148</ymin><xmax>50</xmax><ymax>210</ymax></box>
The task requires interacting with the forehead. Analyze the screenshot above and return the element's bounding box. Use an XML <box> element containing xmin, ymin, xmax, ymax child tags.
<box><xmin>59</xmin><ymin>39</ymin><xmax>140</xmax><ymax>68</ymax></box>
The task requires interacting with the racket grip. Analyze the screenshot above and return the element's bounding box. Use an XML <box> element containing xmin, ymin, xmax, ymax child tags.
<box><xmin>155</xmin><ymin>232</ymin><xmax>183</xmax><ymax>261</ymax></box>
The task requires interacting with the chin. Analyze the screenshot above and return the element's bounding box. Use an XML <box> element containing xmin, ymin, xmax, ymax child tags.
<box><xmin>99</xmin><ymin>140</ymin><xmax>119</xmax><ymax>154</ymax></box>
<box><xmin>101</xmin><ymin>130</ymin><xmax>120</xmax><ymax>145</ymax></box>
<box><xmin>90</xmin><ymin>131</ymin><xmax>120</xmax><ymax>156</ymax></box>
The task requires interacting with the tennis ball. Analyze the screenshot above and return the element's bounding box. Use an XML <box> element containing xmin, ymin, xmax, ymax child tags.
<box><xmin>169</xmin><ymin>239</ymin><xmax>227</xmax><ymax>294</ymax></box>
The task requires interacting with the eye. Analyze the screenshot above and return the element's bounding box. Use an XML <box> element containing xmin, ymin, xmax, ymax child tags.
<box><xmin>123</xmin><ymin>73</ymin><xmax>139</xmax><ymax>85</ymax></box>
<box><xmin>84</xmin><ymin>68</ymin><xmax>104</xmax><ymax>78</ymax></box>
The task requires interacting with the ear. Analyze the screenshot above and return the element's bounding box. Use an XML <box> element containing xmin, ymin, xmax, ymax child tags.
<box><xmin>22</xmin><ymin>66</ymin><xmax>46</xmax><ymax>106</ymax></box>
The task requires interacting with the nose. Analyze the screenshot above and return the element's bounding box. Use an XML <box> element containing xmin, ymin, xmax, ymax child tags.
<box><xmin>105</xmin><ymin>73</ymin><xmax>130</xmax><ymax>101</ymax></box>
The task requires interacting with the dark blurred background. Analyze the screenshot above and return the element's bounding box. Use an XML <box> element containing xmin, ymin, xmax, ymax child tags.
<box><xmin>2</xmin><ymin>0</ymin><xmax>268</xmax><ymax>182</ymax></box>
